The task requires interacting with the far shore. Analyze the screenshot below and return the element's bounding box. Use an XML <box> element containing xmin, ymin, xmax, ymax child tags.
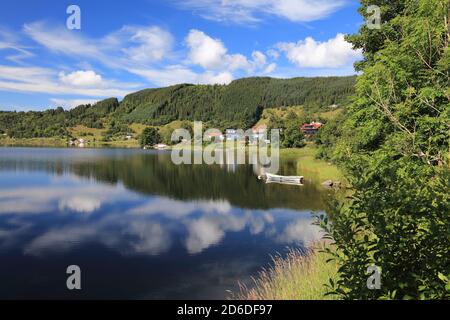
<box><xmin>0</xmin><ymin>138</ymin><xmax>344</xmax><ymax>186</ymax></box>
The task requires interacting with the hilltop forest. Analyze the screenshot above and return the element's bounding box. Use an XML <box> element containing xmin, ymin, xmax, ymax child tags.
<box><xmin>0</xmin><ymin>76</ymin><xmax>356</xmax><ymax>139</ymax></box>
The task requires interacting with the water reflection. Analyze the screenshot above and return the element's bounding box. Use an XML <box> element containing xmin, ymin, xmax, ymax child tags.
<box><xmin>0</xmin><ymin>148</ymin><xmax>326</xmax><ymax>299</ymax></box>
<box><xmin>0</xmin><ymin>182</ymin><xmax>322</xmax><ymax>257</ymax></box>
<box><xmin>0</xmin><ymin>147</ymin><xmax>325</xmax><ymax>210</ymax></box>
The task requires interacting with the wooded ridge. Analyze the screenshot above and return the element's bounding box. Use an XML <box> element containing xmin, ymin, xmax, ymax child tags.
<box><xmin>0</xmin><ymin>76</ymin><xmax>356</xmax><ymax>138</ymax></box>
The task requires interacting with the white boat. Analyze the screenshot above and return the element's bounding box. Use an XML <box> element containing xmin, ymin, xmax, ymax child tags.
<box><xmin>153</xmin><ymin>143</ymin><xmax>169</xmax><ymax>150</ymax></box>
<box><xmin>264</xmin><ymin>173</ymin><xmax>304</xmax><ymax>185</ymax></box>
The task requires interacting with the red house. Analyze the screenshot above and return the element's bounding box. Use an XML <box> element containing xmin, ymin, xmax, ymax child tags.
<box><xmin>301</xmin><ymin>121</ymin><xmax>322</xmax><ymax>136</ymax></box>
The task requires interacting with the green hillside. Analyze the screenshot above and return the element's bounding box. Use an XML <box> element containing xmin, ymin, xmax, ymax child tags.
<box><xmin>116</xmin><ymin>76</ymin><xmax>356</xmax><ymax>129</ymax></box>
<box><xmin>0</xmin><ymin>76</ymin><xmax>356</xmax><ymax>139</ymax></box>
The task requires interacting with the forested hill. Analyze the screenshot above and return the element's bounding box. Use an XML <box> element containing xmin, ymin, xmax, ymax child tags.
<box><xmin>117</xmin><ymin>76</ymin><xmax>356</xmax><ymax>128</ymax></box>
<box><xmin>0</xmin><ymin>76</ymin><xmax>356</xmax><ymax>138</ymax></box>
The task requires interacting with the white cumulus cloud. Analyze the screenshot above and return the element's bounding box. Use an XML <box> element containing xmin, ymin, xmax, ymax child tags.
<box><xmin>185</xmin><ymin>29</ymin><xmax>271</xmax><ymax>74</ymax></box>
<box><xmin>277</xmin><ymin>33</ymin><xmax>362</xmax><ymax>68</ymax></box>
<box><xmin>59</xmin><ymin>70</ymin><xmax>103</xmax><ymax>87</ymax></box>
<box><xmin>186</xmin><ymin>29</ymin><xmax>228</xmax><ymax>70</ymax></box>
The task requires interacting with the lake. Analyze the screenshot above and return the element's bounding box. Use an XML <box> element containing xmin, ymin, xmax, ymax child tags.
<box><xmin>0</xmin><ymin>147</ymin><xmax>328</xmax><ymax>299</ymax></box>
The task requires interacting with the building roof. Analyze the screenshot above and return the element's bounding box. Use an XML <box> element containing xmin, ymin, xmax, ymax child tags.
<box><xmin>301</xmin><ymin>122</ymin><xmax>322</xmax><ymax>129</ymax></box>
<box><xmin>206</xmin><ymin>132</ymin><xmax>223</xmax><ymax>137</ymax></box>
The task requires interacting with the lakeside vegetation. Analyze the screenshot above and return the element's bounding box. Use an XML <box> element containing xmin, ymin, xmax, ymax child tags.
<box><xmin>236</xmin><ymin>246</ymin><xmax>339</xmax><ymax>300</ymax></box>
<box><xmin>280</xmin><ymin>146</ymin><xmax>344</xmax><ymax>185</ymax></box>
<box><xmin>318</xmin><ymin>0</ymin><xmax>449</xmax><ymax>300</ymax></box>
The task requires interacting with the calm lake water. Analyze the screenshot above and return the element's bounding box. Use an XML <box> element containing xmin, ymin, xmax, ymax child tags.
<box><xmin>0</xmin><ymin>147</ymin><xmax>328</xmax><ymax>299</ymax></box>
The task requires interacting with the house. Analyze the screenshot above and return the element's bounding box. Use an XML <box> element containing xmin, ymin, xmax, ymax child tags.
<box><xmin>205</xmin><ymin>131</ymin><xmax>224</xmax><ymax>141</ymax></box>
<box><xmin>225</xmin><ymin>129</ymin><xmax>239</xmax><ymax>141</ymax></box>
<box><xmin>301</xmin><ymin>121</ymin><xmax>323</xmax><ymax>136</ymax></box>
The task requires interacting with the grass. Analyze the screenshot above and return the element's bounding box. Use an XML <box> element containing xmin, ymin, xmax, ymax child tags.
<box><xmin>235</xmin><ymin>245</ymin><xmax>339</xmax><ymax>300</ymax></box>
<box><xmin>280</xmin><ymin>144</ymin><xmax>344</xmax><ymax>184</ymax></box>
<box><xmin>318</xmin><ymin>108</ymin><xmax>343</xmax><ymax>120</ymax></box>
<box><xmin>255</xmin><ymin>105</ymin><xmax>343</xmax><ymax>128</ymax></box>
<box><xmin>254</xmin><ymin>106</ymin><xmax>305</xmax><ymax>127</ymax></box>
<box><xmin>129</xmin><ymin>123</ymin><xmax>147</xmax><ymax>135</ymax></box>
<box><xmin>0</xmin><ymin>137</ymin><xmax>67</xmax><ymax>147</ymax></box>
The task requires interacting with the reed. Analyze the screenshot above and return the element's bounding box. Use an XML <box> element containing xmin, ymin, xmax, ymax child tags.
<box><xmin>234</xmin><ymin>245</ymin><xmax>339</xmax><ymax>300</ymax></box>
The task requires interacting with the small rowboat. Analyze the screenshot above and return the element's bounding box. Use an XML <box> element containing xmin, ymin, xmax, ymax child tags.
<box><xmin>263</xmin><ymin>173</ymin><xmax>304</xmax><ymax>185</ymax></box>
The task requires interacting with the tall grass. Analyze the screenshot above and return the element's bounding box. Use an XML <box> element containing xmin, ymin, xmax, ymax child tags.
<box><xmin>235</xmin><ymin>246</ymin><xmax>339</xmax><ymax>300</ymax></box>
<box><xmin>279</xmin><ymin>145</ymin><xmax>345</xmax><ymax>185</ymax></box>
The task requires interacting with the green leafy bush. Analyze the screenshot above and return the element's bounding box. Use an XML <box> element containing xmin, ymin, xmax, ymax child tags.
<box><xmin>320</xmin><ymin>0</ymin><xmax>450</xmax><ymax>300</ymax></box>
<box><xmin>140</xmin><ymin>127</ymin><xmax>161</xmax><ymax>147</ymax></box>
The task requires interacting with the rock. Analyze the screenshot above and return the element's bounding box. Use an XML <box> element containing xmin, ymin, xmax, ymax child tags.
<box><xmin>322</xmin><ymin>180</ymin><xmax>334</xmax><ymax>187</ymax></box>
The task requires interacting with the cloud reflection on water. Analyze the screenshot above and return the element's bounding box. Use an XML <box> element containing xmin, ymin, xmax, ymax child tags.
<box><xmin>0</xmin><ymin>178</ymin><xmax>322</xmax><ymax>257</ymax></box>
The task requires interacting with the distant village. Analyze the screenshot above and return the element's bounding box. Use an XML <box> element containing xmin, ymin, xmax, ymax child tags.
<box><xmin>70</xmin><ymin>120</ymin><xmax>323</xmax><ymax>149</ymax></box>
<box><xmin>204</xmin><ymin>121</ymin><xmax>323</xmax><ymax>144</ymax></box>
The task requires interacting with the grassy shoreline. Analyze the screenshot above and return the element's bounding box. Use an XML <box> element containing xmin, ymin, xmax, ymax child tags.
<box><xmin>235</xmin><ymin>245</ymin><xmax>338</xmax><ymax>300</ymax></box>
<box><xmin>279</xmin><ymin>145</ymin><xmax>344</xmax><ymax>184</ymax></box>
<box><xmin>0</xmin><ymin>136</ymin><xmax>140</xmax><ymax>148</ymax></box>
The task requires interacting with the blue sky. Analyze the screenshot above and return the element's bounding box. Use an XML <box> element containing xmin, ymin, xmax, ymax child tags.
<box><xmin>0</xmin><ymin>0</ymin><xmax>363</xmax><ymax>111</ymax></box>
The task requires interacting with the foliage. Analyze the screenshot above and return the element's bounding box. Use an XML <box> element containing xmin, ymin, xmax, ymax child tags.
<box><xmin>315</xmin><ymin>110</ymin><xmax>347</xmax><ymax>160</ymax></box>
<box><xmin>0</xmin><ymin>98</ymin><xmax>119</xmax><ymax>138</ymax></box>
<box><xmin>103</xmin><ymin>120</ymin><xmax>133</xmax><ymax>141</ymax></box>
<box><xmin>282</xmin><ymin>120</ymin><xmax>306</xmax><ymax>148</ymax></box>
<box><xmin>320</xmin><ymin>0</ymin><xmax>450</xmax><ymax>300</ymax></box>
<box><xmin>139</xmin><ymin>127</ymin><xmax>161</xmax><ymax>147</ymax></box>
<box><xmin>158</xmin><ymin>120</ymin><xmax>193</xmax><ymax>145</ymax></box>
